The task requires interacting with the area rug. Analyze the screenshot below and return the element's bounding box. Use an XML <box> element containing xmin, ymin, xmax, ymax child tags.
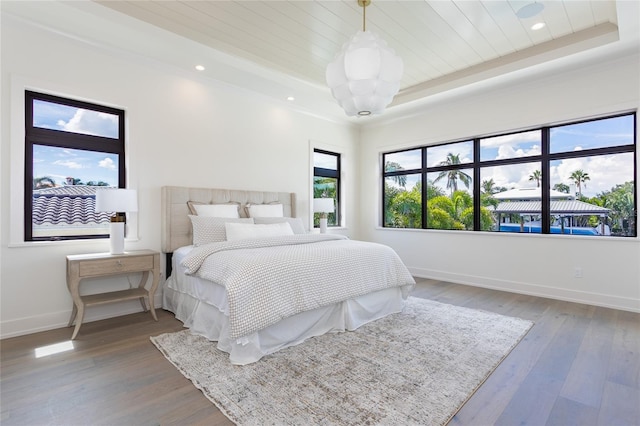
<box><xmin>151</xmin><ymin>297</ymin><xmax>533</xmax><ymax>426</ymax></box>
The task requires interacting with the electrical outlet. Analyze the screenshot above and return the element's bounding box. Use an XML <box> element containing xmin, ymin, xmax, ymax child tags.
<box><xmin>574</xmin><ymin>267</ymin><xmax>583</xmax><ymax>278</ymax></box>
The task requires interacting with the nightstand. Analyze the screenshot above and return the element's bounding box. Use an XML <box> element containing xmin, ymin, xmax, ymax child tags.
<box><xmin>66</xmin><ymin>250</ymin><xmax>161</xmax><ymax>339</ymax></box>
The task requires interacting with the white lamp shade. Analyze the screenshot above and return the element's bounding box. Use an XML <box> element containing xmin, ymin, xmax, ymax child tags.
<box><xmin>95</xmin><ymin>188</ymin><xmax>138</xmax><ymax>213</ymax></box>
<box><xmin>326</xmin><ymin>30</ymin><xmax>403</xmax><ymax>117</ymax></box>
<box><xmin>313</xmin><ymin>198</ymin><xmax>335</xmax><ymax>214</ymax></box>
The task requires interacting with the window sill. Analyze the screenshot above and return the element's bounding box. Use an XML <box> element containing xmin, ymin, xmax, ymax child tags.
<box><xmin>8</xmin><ymin>237</ymin><xmax>140</xmax><ymax>249</ymax></box>
<box><xmin>374</xmin><ymin>226</ymin><xmax>640</xmax><ymax>243</ymax></box>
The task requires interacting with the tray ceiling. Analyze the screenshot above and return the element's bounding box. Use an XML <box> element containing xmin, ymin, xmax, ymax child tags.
<box><xmin>3</xmin><ymin>0</ymin><xmax>636</xmax><ymax>121</ymax></box>
<box><xmin>96</xmin><ymin>1</ymin><xmax>620</xmax><ymax>102</ymax></box>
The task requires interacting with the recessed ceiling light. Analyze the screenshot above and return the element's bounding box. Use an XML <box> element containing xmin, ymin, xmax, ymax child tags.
<box><xmin>531</xmin><ymin>22</ymin><xmax>546</xmax><ymax>30</ymax></box>
<box><xmin>286</xmin><ymin>96</ymin><xmax>295</xmax><ymax>101</ymax></box>
<box><xmin>516</xmin><ymin>2</ymin><xmax>544</xmax><ymax>19</ymax></box>
<box><xmin>195</xmin><ymin>65</ymin><xmax>205</xmax><ymax>71</ymax></box>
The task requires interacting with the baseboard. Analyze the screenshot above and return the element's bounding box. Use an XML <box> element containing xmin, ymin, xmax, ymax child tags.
<box><xmin>409</xmin><ymin>267</ymin><xmax>640</xmax><ymax>313</ymax></box>
<box><xmin>0</xmin><ymin>293</ymin><xmax>164</xmax><ymax>340</ymax></box>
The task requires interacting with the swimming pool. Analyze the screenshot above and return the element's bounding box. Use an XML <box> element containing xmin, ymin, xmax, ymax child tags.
<box><xmin>499</xmin><ymin>223</ymin><xmax>599</xmax><ymax>235</ymax></box>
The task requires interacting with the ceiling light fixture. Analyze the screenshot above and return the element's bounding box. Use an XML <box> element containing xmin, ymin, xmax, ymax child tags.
<box><xmin>531</xmin><ymin>22</ymin><xmax>546</xmax><ymax>30</ymax></box>
<box><xmin>195</xmin><ymin>65</ymin><xmax>205</xmax><ymax>71</ymax></box>
<box><xmin>325</xmin><ymin>0</ymin><xmax>403</xmax><ymax>117</ymax></box>
<box><xmin>287</xmin><ymin>96</ymin><xmax>295</xmax><ymax>101</ymax></box>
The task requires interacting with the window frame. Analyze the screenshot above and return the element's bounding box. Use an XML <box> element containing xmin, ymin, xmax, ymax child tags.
<box><xmin>382</xmin><ymin>112</ymin><xmax>637</xmax><ymax>237</ymax></box>
<box><xmin>24</xmin><ymin>90</ymin><xmax>126</xmax><ymax>241</ymax></box>
<box><xmin>313</xmin><ymin>148</ymin><xmax>341</xmax><ymax>228</ymax></box>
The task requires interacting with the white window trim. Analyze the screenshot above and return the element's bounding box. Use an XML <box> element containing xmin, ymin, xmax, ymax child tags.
<box><xmin>8</xmin><ymin>74</ymin><xmax>138</xmax><ymax>247</ymax></box>
<box><xmin>309</xmin><ymin>139</ymin><xmax>346</xmax><ymax>231</ymax></box>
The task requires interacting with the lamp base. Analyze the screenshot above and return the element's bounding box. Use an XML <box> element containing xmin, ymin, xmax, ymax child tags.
<box><xmin>109</xmin><ymin>222</ymin><xmax>125</xmax><ymax>254</ymax></box>
<box><xmin>319</xmin><ymin>217</ymin><xmax>328</xmax><ymax>234</ymax></box>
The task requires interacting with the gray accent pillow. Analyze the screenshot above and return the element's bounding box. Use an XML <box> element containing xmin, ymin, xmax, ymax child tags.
<box><xmin>188</xmin><ymin>216</ymin><xmax>254</xmax><ymax>246</ymax></box>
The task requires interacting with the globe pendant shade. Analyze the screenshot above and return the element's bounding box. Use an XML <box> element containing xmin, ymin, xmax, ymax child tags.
<box><xmin>326</xmin><ymin>30</ymin><xmax>403</xmax><ymax>117</ymax></box>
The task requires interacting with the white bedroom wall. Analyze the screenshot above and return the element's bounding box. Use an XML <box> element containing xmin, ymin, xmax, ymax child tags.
<box><xmin>358</xmin><ymin>50</ymin><xmax>640</xmax><ymax>312</ymax></box>
<box><xmin>0</xmin><ymin>12</ymin><xmax>359</xmax><ymax>338</ymax></box>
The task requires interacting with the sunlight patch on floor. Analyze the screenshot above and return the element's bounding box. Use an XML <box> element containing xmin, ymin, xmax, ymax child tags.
<box><xmin>35</xmin><ymin>340</ymin><xmax>74</xmax><ymax>358</ymax></box>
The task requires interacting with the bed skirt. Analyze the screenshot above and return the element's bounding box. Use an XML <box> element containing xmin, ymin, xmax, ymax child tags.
<box><xmin>162</xmin><ymin>280</ymin><xmax>410</xmax><ymax>365</ymax></box>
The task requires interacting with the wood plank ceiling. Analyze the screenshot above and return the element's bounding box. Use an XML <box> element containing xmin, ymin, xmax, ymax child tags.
<box><xmin>95</xmin><ymin>0</ymin><xmax>620</xmax><ymax>111</ymax></box>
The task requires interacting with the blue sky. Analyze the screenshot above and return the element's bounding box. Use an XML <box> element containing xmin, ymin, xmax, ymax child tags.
<box><xmin>32</xmin><ymin>100</ymin><xmax>120</xmax><ymax>187</ymax></box>
<box><xmin>33</xmin><ymin>99</ymin><xmax>118</xmax><ymax>138</ymax></box>
<box><xmin>33</xmin><ymin>145</ymin><xmax>119</xmax><ymax>187</ymax></box>
<box><xmin>385</xmin><ymin>115</ymin><xmax>634</xmax><ymax>198</ymax></box>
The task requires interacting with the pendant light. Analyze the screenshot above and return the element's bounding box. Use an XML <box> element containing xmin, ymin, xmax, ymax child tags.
<box><xmin>326</xmin><ymin>0</ymin><xmax>403</xmax><ymax>117</ymax></box>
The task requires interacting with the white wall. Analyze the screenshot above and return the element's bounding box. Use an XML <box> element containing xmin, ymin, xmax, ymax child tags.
<box><xmin>2</xmin><ymin>3</ymin><xmax>639</xmax><ymax>340</ymax></box>
<box><xmin>0</xmin><ymin>14</ymin><xmax>359</xmax><ymax>338</ymax></box>
<box><xmin>358</xmin><ymin>52</ymin><xmax>640</xmax><ymax>312</ymax></box>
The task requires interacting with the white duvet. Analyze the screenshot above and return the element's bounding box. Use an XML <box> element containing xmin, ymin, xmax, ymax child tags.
<box><xmin>181</xmin><ymin>234</ymin><xmax>416</xmax><ymax>339</ymax></box>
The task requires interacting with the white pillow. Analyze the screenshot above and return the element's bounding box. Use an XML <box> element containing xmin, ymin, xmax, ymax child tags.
<box><xmin>189</xmin><ymin>216</ymin><xmax>254</xmax><ymax>246</ymax></box>
<box><xmin>190</xmin><ymin>203</ymin><xmax>240</xmax><ymax>218</ymax></box>
<box><xmin>246</xmin><ymin>203</ymin><xmax>284</xmax><ymax>218</ymax></box>
<box><xmin>253</xmin><ymin>217</ymin><xmax>305</xmax><ymax>234</ymax></box>
<box><xmin>225</xmin><ymin>222</ymin><xmax>294</xmax><ymax>242</ymax></box>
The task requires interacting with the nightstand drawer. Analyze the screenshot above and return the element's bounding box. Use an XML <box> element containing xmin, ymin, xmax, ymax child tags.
<box><xmin>78</xmin><ymin>255</ymin><xmax>154</xmax><ymax>277</ymax></box>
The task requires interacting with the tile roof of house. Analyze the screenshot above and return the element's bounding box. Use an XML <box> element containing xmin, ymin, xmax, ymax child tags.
<box><xmin>32</xmin><ymin>186</ymin><xmax>113</xmax><ymax>225</ymax></box>
<box><xmin>493</xmin><ymin>187</ymin><xmax>570</xmax><ymax>200</ymax></box>
<box><xmin>492</xmin><ymin>200</ymin><xmax>610</xmax><ymax>215</ymax></box>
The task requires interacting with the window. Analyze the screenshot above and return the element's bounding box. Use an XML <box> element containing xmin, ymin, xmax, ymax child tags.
<box><xmin>383</xmin><ymin>113</ymin><xmax>637</xmax><ymax>237</ymax></box>
<box><xmin>384</xmin><ymin>149</ymin><xmax>422</xmax><ymax>228</ymax></box>
<box><xmin>25</xmin><ymin>91</ymin><xmax>126</xmax><ymax>241</ymax></box>
<box><xmin>313</xmin><ymin>149</ymin><xmax>340</xmax><ymax>228</ymax></box>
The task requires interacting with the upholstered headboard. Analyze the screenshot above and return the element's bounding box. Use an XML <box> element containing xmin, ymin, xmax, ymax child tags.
<box><xmin>161</xmin><ymin>186</ymin><xmax>296</xmax><ymax>253</ymax></box>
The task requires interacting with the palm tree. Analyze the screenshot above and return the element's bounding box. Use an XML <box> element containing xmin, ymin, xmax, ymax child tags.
<box><xmin>384</xmin><ymin>161</ymin><xmax>407</xmax><ymax>188</ymax></box>
<box><xmin>570</xmin><ymin>169</ymin><xmax>591</xmax><ymax>197</ymax></box>
<box><xmin>553</xmin><ymin>183</ymin><xmax>570</xmax><ymax>194</ymax></box>
<box><xmin>481</xmin><ymin>179</ymin><xmax>497</xmax><ymax>194</ymax></box>
<box><xmin>426</xmin><ymin>180</ymin><xmax>445</xmax><ymax>199</ymax></box>
<box><xmin>433</xmin><ymin>153</ymin><xmax>471</xmax><ymax>195</ymax></box>
<box><xmin>528</xmin><ymin>170</ymin><xmax>542</xmax><ymax>187</ymax></box>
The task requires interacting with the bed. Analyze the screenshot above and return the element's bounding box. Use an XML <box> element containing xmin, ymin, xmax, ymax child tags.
<box><xmin>161</xmin><ymin>186</ymin><xmax>416</xmax><ymax>365</ymax></box>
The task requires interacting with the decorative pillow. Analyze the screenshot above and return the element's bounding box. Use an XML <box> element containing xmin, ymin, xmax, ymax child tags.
<box><xmin>225</xmin><ymin>222</ymin><xmax>294</xmax><ymax>242</ymax></box>
<box><xmin>246</xmin><ymin>203</ymin><xmax>284</xmax><ymax>218</ymax></box>
<box><xmin>253</xmin><ymin>217</ymin><xmax>305</xmax><ymax>234</ymax></box>
<box><xmin>188</xmin><ymin>216</ymin><xmax>254</xmax><ymax>246</ymax></box>
<box><xmin>187</xmin><ymin>201</ymin><xmax>240</xmax><ymax>218</ymax></box>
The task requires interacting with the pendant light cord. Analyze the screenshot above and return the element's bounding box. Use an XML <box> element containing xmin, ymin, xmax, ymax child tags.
<box><xmin>359</xmin><ymin>0</ymin><xmax>370</xmax><ymax>32</ymax></box>
<box><xmin>363</xmin><ymin>2</ymin><xmax>366</xmax><ymax>32</ymax></box>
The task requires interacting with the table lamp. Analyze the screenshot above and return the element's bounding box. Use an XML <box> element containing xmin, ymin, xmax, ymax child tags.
<box><xmin>313</xmin><ymin>198</ymin><xmax>334</xmax><ymax>234</ymax></box>
<box><xmin>95</xmin><ymin>188</ymin><xmax>138</xmax><ymax>254</ymax></box>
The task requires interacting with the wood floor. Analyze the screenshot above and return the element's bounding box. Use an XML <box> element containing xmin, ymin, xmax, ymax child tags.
<box><xmin>1</xmin><ymin>278</ymin><xmax>639</xmax><ymax>425</ymax></box>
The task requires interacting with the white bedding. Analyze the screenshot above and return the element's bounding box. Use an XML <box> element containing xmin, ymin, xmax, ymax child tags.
<box><xmin>182</xmin><ymin>234</ymin><xmax>415</xmax><ymax>338</ymax></box>
<box><xmin>163</xmin><ymin>237</ymin><xmax>415</xmax><ymax>364</ymax></box>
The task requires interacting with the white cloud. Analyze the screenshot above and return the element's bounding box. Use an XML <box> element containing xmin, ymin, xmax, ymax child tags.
<box><xmin>59</xmin><ymin>109</ymin><xmax>118</xmax><ymax>138</ymax></box>
<box><xmin>496</xmin><ymin>143</ymin><xmax>541</xmax><ymax>160</ymax></box>
<box><xmin>483</xmin><ymin>163</ymin><xmax>540</xmax><ymax>190</ymax></box>
<box><xmin>550</xmin><ymin>153</ymin><xmax>633</xmax><ymax>196</ymax></box>
<box><xmin>98</xmin><ymin>157</ymin><xmax>116</xmax><ymax>170</ymax></box>
<box><xmin>426</xmin><ymin>142</ymin><xmax>473</xmax><ymax>166</ymax></box>
<box><xmin>53</xmin><ymin>160</ymin><xmax>84</xmax><ymax>169</ymax></box>
<box><xmin>481</xmin><ymin>130</ymin><xmax>540</xmax><ymax>148</ymax></box>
